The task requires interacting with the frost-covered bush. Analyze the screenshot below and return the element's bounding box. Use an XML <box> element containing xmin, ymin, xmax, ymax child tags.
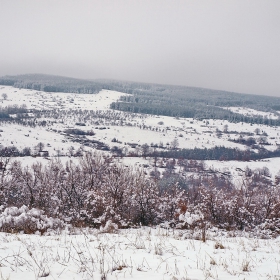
<box><xmin>177</xmin><ymin>210</ymin><xmax>204</xmax><ymax>229</ymax></box>
<box><xmin>0</xmin><ymin>152</ymin><xmax>280</xmax><ymax>235</ymax></box>
<box><xmin>0</xmin><ymin>206</ymin><xmax>65</xmax><ymax>234</ymax></box>
<box><xmin>256</xmin><ymin>218</ymin><xmax>280</xmax><ymax>237</ymax></box>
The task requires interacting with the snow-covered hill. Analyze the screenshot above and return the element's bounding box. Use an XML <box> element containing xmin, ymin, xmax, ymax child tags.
<box><xmin>0</xmin><ymin>85</ymin><xmax>280</xmax><ymax>182</ymax></box>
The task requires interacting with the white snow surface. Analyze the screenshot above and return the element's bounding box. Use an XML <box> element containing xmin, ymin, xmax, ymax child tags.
<box><xmin>0</xmin><ymin>85</ymin><xmax>280</xmax><ymax>183</ymax></box>
<box><xmin>204</xmin><ymin>157</ymin><xmax>280</xmax><ymax>184</ymax></box>
<box><xmin>0</xmin><ymin>86</ymin><xmax>127</xmax><ymax>110</ymax></box>
<box><xmin>223</xmin><ymin>106</ymin><xmax>279</xmax><ymax>120</ymax></box>
<box><xmin>0</xmin><ymin>86</ymin><xmax>280</xmax><ymax>155</ymax></box>
<box><xmin>0</xmin><ymin>228</ymin><xmax>279</xmax><ymax>279</ymax></box>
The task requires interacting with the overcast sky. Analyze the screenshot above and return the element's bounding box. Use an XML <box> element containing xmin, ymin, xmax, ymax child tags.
<box><xmin>0</xmin><ymin>1</ymin><xmax>280</xmax><ymax>96</ymax></box>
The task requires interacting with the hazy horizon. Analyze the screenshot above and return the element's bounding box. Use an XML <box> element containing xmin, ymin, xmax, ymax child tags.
<box><xmin>1</xmin><ymin>1</ymin><xmax>280</xmax><ymax>97</ymax></box>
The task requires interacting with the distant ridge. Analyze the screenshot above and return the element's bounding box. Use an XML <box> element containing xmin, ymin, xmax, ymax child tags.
<box><xmin>0</xmin><ymin>73</ymin><xmax>103</xmax><ymax>94</ymax></box>
<box><xmin>0</xmin><ymin>74</ymin><xmax>280</xmax><ymax>124</ymax></box>
<box><xmin>0</xmin><ymin>73</ymin><xmax>277</xmax><ymax>98</ymax></box>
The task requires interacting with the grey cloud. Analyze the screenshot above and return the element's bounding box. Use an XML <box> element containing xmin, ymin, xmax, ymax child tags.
<box><xmin>0</xmin><ymin>0</ymin><xmax>279</xmax><ymax>97</ymax></box>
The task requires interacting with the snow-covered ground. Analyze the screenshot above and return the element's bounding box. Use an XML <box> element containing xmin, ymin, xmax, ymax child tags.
<box><xmin>0</xmin><ymin>85</ymin><xmax>280</xmax><ymax>183</ymax></box>
<box><xmin>204</xmin><ymin>157</ymin><xmax>280</xmax><ymax>185</ymax></box>
<box><xmin>1</xmin><ymin>86</ymin><xmax>280</xmax><ymax>154</ymax></box>
<box><xmin>0</xmin><ymin>123</ymin><xmax>80</xmax><ymax>156</ymax></box>
<box><xmin>0</xmin><ymin>227</ymin><xmax>279</xmax><ymax>280</ymax></box>
<box><xmin>0</xmin><ymin>86</ymin><xmax>127</xmax><ymax>110</ymax></box>
<box><xmin>223</xmin><ymin>106</ymin><xmax>279</xmax><ymax>120</ymax></box>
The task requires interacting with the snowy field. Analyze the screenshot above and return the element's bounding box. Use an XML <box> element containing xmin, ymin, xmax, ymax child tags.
<box><xmin>1</xmin><ymin>86</ymin><xmax>280</xmax><ymax>155</ymax></box>
<box><xmin>204</xmin><ymin>157</ymin><xmax>280</xmax><ymax>183</ymax></box>
<box><xmin>0</xmin><ymin>228</ymin><xmax>279</xmax><ymax>280</ymax></box>
<box><xmin>0</xmin><ymin>86</ymin><xmax>127</xmax><ymax>111</ymax></box>
<box><xmin>0</xmin><ymin>85</ymin><xmax>280</xmax><ymax>181</ymax></box>
<box><xmin>223</xmin><ymin>106</ymin><xmax>280</xmax><ymax>120</ymax></box>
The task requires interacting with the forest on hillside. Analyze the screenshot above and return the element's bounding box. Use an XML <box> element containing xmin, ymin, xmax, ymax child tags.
<box><xmin>0</xmin><ymin>74</ymin><xmax>102</xmax><ymax>93</ymax></box>
<box><xmin>1</xmin><ymin>74</ymin><xmax>280</xmax><ymax>125</ymax></box>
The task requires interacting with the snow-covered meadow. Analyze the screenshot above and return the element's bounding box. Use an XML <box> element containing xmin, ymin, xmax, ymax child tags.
<box><xmin>0</xmin><ymin>84</ymin><xmax>280</xmax><ymax>188</ymax></box>
<box><xmin>0</xmin><ymin>85</ymin><xmax>280</xmax><ymax>155</ymax></box>
<box><xmin>223</xmin><ymin>106</ymin><xmax>280</xmax><ymax>120</ymax></box>
<box><xmin>0</xmin><ymin>86</ymin><xmax>126</xmax><ymax>111</ymax></box>
<box><xmin>0</xmin><ymin>84</ymin><xmax>280</xmax><ymax>191</ymax></box>
<box><xmin>0</xmin><ymin>227</ymin><xmax>279</xmax><ymax>280</ymax></box>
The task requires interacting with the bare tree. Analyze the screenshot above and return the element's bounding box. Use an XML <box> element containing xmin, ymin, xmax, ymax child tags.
<box><xmin>171</xmin><ymin>138</ymin><xmax>179</xmax><ymax>150</ymax></box>
<box><xmin>141</xmin><ymin>143</ymin><xmax>150</xmax><ymax>158</ymax></box>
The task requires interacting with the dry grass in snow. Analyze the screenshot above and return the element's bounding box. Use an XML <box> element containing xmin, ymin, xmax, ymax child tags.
<box><xmin>0</xmin><ymin>227</ymin><xmax>279</xmax><ymax>279</ymax></box>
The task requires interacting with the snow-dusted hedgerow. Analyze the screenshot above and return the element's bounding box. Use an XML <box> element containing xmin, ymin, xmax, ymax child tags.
<box><xmin>0</xmin><ymin>151</ymin><xmax>279</xmax><ymax>235</ymax></box>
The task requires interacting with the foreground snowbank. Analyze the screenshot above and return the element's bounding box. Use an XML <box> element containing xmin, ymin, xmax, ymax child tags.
<box><xmin>0</xmin><ymin>227</ymin><xmax>279</xmax><ymax>279</ymax></box>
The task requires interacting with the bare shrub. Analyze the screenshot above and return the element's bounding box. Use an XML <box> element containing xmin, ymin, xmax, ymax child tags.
<box><xmin>0</xmin><ymin>151</ymin><xmax>279</xmax><ymax>234</ymax></box>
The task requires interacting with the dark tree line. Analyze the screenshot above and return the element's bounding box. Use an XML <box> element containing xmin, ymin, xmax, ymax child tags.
<box><xmin>0</xmin><ymin>74</ymin><xmax>102</xmax><ymax>94</ymax></box>
<box><xmin>0</xmin><ymin>105</ymin><xmax>29</xmax><ymax>119</ymax></box>
<box><xmin>111</xmin><ymin>101</ymin><xmax>280</xmax><ymax>126</ymax></box>
<box><xmin>147</xmin><ymin>146</ymin><xmax>280</xmax><ymax>161</ymax></box>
